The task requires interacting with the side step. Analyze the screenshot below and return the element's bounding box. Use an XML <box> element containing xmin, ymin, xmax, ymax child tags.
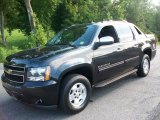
<box><xmin>94</xmin><ymin>69</ymin><xmax>138</xmax><ymax>88</ymax></box>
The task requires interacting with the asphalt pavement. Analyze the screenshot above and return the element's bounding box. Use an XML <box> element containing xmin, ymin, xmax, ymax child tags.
<box><xmin>0</xmin><ymin>48</ymin><xmax>160</xmax><ymax>120</ymax></box>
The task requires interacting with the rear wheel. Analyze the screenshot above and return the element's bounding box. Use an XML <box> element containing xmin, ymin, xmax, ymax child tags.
<box><xmin>60</xmin><ymin>74</ymin><xmax>91</xmax><ymax>114</ymax></box>
<box><xmin>137</xmin><ymin>54</ymin><xmax>150</xmax><ymax>77</ymax></box>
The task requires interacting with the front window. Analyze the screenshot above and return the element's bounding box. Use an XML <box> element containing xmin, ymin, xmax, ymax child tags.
<box><xmin>47</xmin><ymin>24</ymin><xmax>97</xmax><ymax>47</ymax></box>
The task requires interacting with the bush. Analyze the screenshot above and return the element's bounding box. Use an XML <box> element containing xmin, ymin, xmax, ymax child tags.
<box><xmin>6</xmin><ymin>29</ymin><xmax>29</xmax><ymax>49</ymax></box>
<box><xmin>27</xmin><ymin>15</ymin><xmax>47</xmax><ymax>48</ymax></box>
<box><xmin>0</xmin><ymin>46</ymin><xmax>20</xmax><ymax>62</ymax></box>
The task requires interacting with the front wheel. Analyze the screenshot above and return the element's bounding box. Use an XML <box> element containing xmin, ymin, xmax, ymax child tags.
<box><xmin>60</xmin><ymin>74</ymin><xmax>91</xmax><ymax>114</ymax></box>
<box><xmin>137</xmin><ymin>54</ymin><xmax>150</xmax><ymax>77</ymax></box>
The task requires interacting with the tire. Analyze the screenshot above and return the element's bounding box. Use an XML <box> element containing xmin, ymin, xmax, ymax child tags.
<box><xmin>137</xmin><ymin>54</ymin><xmax>150</xmax><ymax>77</ymax></box>
<box><xmin>60</xmin><ymin>74</ymin><xmax>91</xmax><ymax>114</ymax></box>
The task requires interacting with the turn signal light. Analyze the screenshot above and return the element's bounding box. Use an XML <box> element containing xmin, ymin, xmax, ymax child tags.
<box><xmin>45</xmin><ymin>66</ymin><xmax>50</xmax><ymax>81</ymax></box>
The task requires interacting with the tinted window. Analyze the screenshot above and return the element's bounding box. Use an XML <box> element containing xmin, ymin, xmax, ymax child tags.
<box><xmin>99</xmin><ymin>26</ymin><xmax>118</xmax><ymax>43</ymax></box>
<box><xmin>130</xmin><ymin>25</ymin><xmax>145</xmax><ymax>39</ymax></box>
<box><xmin>115</xmin><ymin>24</ymin><xmax>133</xmax><ymax>42</ymax></box>
<box><xmin>47</xmin><ymin>24</ymin><xmax>97</xmax><ymax>47</ymax></box>
<box><xmin>134</xmin><ymin>27</ymin><xmax>142</xmax><ymax>34</ymax></box>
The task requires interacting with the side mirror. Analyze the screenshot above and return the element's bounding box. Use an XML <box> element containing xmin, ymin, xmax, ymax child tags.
<box><xmin>93</xmin><ymin>36</ymin><xmax>114</xmax><ymax>50</ymax></box>
<box><xmin>99</xmin><ymin>36</ymin><xmax>114</xmax><ymax>45</ymax></box>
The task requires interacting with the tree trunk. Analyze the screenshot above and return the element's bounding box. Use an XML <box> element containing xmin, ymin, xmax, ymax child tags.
<box><xmin>0</xmin><ymin>11</ymin><xmax>6</xmax><ymax>47</ymax></box>
<box><xmin>24</xmin><ymin>0</ymin><xmax>36</xmax><ymax>33</ymax></box>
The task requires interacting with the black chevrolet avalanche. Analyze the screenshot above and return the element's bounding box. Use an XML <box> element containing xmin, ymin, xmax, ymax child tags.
<box><xmin>1</xmin><ymin>21</ymin><xmax>157</xmax><ymax>113</ymax></box>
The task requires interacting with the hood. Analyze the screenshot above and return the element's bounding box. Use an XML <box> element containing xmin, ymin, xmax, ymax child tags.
<box><xmin>6</xmin><ymin>45</ymin><xmax>74</xmax><ymax>66</ymax></box>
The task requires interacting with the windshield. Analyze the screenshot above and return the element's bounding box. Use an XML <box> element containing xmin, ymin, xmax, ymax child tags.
<box><xmin>47</xmin><ymin>24</ymin><xmax>97</xmax><ymax>47</ymax></box>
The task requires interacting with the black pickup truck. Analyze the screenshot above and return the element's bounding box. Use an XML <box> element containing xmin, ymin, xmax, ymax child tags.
<box><xmin>1</xmin><ymin>21</ymin><xmax>157</xmax><ymax>113</ymax></box>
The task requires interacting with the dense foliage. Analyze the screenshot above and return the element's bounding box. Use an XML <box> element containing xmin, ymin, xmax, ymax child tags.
<box><xmin>1</xmin><ymin>0</ymin><xmax>160</xmax><ymax>38</ymax></box>
<box><xmin>0</xmin><ymin>0</ymin><xmax>160</xmax><ymax>62</ymax></box>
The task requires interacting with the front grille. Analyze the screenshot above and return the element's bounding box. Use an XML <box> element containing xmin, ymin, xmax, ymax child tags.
<box><xmin>4</xmin><ymin>72</ymin><xmax>24</xmax><ymax>83</ymax></box>
<box><xmin>4</xmin><ymin>64</ymin><xmax>25</xmax><ymax>83</ymax></box>
<box><xmin>4</xmin><ymin>64</ymin><xmax>25</xmax><ymax>72</ymax></box>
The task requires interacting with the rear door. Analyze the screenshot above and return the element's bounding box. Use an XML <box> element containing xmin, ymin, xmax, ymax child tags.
<box><xmin>114</xmin><ymin>23</ymin><xmax>141</xmax><ymax>72</ymax></box>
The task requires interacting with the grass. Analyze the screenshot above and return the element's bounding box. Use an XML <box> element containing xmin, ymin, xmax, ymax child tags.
<box><xmin>4</xmin><ymin>29</ymin><xmax>28</xmax><ymax>49</ymax></box>
<box><xmin>0</xmin><ymin>29</ymin><xmax>54</xmax><ymax>63</ymax></box>
<box><xmin>0</xmin><ymin>29</ymin><xmax>28</xmax><ymax>63</ymax></box>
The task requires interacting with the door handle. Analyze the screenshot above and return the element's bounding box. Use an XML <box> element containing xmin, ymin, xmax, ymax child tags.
<box><xmin>134</xmin><ymin>44</ymin><xmax>139</xmax><ymax>48</ymax></box>
<box><xmin>117</xmin><ymin>47</ymin><xmax>122</xmax><ymax>51</ymax></box>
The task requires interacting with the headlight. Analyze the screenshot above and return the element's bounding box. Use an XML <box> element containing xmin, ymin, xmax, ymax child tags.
<box><xmin>27</xmin><ymin>66</ymin><xmax>50</xmax><ymax>81</ymax></box>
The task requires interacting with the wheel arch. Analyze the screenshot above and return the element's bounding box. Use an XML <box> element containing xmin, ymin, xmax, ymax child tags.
<box><xmin>143</xmin><ymin>48</ymin><xmax>152</xmax><ymax>60</ymax></box>
<box><xmin>59</xmin><ymin>64</ymin><xmax>94</xmax><ymax>86</ymax></box>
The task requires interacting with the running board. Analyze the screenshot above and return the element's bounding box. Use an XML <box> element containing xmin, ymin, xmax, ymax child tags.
<box><xmin>94</xmin><ymin>69</ymin><xmax>138</xmax><ymax>88</ymax></box>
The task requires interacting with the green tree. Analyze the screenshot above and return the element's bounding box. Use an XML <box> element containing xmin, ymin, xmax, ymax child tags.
<box><xmin>94</xmin><ymin>0</ymin><xmax>112</xmax><ymax>21</ymax></box>
<box><xmin>125</xmin><ymin>0</ymin><xmax>150</xmax><ymax>31</ymax></box>
<box><xmin>31</xmin><ymin>0</ymin><xmax>59</xmax><ymax>38</ymax></box>
<box><xmin>0</xmin><ymin>0</ymin><xmax>9</xmax><ymax>46</ymax></box>
<box><xmin>150</xmin><ymin>5</ymin><xmax>160</xmax><ymax>39</ymax></box>
<box><xmin>52</xmin><ymin>0</ymin><xmax>112</xmax><ymax>32</ymax></box>
<box><xmin>110</xmin><ymin>0</ymin><xmax>129</xmax><ymax>20</ymax></box>
<box><xmin>0</xmin><ymin>0</ymin><xmax>30</xmax><ymax>46</ymax></box>
<box><xmin>23</xmin><ymin>0</ymin><xmax>36</xmax><ymax>33</ymax></box>
<box><xmin>1</xmin><ymin>0</ymin><xmax>160</xmax><ymax>46</ymax></box>
<box><xmin>51</xmin><ymin>0</ymin><xmax>78</xmax><ymax>32</ymax></box>
<box><xmin>28</xmin><ymin>15</ymin><xmax>47</xmax><ymax>47</ymax></box>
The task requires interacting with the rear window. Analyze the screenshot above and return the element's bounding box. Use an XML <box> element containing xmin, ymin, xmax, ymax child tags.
<box><xmin>134</xmin><ymin>27</ymin><xmax>142</xmax><ymax>35</ymax></box>
<box><xmin>114</xmin><ymin>24</ymin><xmax>134</xmax><ymax>42</ymax></box>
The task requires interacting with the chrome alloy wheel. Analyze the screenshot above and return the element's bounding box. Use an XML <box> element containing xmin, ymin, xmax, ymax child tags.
<box><xmin>69</xmin><ymin>83</ymin><xmax>87</xmax><ymax>108</ymax></box>
<box><xmin>143</xmin><ymin>58</ymin><xmax>149</xmax><ymax>74</ymax></box>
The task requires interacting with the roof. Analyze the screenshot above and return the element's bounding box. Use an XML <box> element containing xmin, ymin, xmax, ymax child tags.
<box><xmin>64</xmin><ymin>20</ymin><xmax>134</xmax><ymax>30</ymax></box>
<box><xmin>92</xmin><ymin>20</ymin><xmax>132</xmax><ymax>27</ymax></box>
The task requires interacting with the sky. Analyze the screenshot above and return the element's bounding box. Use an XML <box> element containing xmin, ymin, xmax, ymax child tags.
<box><xmin>151</xmin><ymin>0</ymin><xmax>160</xmax><ymax>6</ymax></box>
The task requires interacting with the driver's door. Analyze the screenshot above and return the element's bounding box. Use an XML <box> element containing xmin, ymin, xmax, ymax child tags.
<box><xmin>93</xmin><ymin>26</ymin><xmax>126</xmax><ymax>83</ymax></box>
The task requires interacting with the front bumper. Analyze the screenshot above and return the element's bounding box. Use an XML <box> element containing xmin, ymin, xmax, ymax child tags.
<box><xmin>1</xmin><ymin>74</ymin><xmax>59</xmax><ymax>106</ymax></box>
